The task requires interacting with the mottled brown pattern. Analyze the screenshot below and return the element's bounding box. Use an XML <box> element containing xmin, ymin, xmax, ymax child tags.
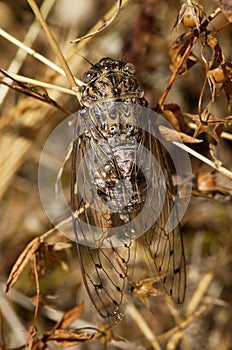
<box><xmin>81</xmin><ymin>57</ymin><xmax>147</xmax><ymax>106</ymax></box>
<box><xmin>71</xmin><ymin>58</ymin><xmax>186</xmax><ymax>323</ymax></box>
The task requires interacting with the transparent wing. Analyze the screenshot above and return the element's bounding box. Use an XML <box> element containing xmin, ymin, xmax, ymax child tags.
<box><xmin>75</xmin><ymin>235</ymin><xmax>136</xmax><ymax>322</ymax></box>
<box><xmin>71</xmin><ymin>104</ymin><xmax>140</xmax><ymax>322</ymax></box>
<box><xmin>142</xmin><ymin>133</ymin><xmax>186</xmax><ymax>304</ymax></box>
<box><xmin>71</xmin><ymin>102</ymin><xmax>186</xmax><ymax>322</ymax></box>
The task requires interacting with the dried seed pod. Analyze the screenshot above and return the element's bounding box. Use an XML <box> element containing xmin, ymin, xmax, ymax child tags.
<box><xmin>173</xmin><ymin>0</ymin><xmax>203</xmax><ymax>30</ymax></box>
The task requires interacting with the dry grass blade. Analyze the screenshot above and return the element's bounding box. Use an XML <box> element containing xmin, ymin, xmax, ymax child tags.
<box><xmin>27</xmin><ymin>0</ymin><xmax>80</xmax><ymax>102</ymax></box>
<box><xmin>173</xmin><ymin>142</ymin><xmax>232</xmax><ymax>180</ymax></box>
<box><xmin>0</xmin><ymin>70</ymin><xmax>76</xmax><ymax>96</ymax></box>
<box><xmin>0</xmin><ymin>69</ymin><xmax>72</xmax><ymax>115</ymax></box>
<box><xmin>0</xmin><ymin>29</ymin><xmax>84</xmax><ymax>87</ymax></box>
<box><xmin>127</xmin><ymin>303</ymin><xmax>161</xmax><ymax>350</ymax></box>
<box><xmin>186</xmin><ymin>272</ymin><xmax>214</xmax><ymax>316</ymax></box>
<box><xmin>71</xmin><ymin>0</ymin><xmax>122</xmax><ymax>43</ymax></box>
<box><xmin>0</xmin><ymin>0</ymin><xmax>55</xmax><ymax>104</ymax></box>
<box><xmin>156</xmin><ymin>305</ymin><xmax>208</xmax><ymax>343</ymax></box>
<box><xmin>67</xmin><ymin>0</ymin><xmax>130</xmax><ymax>56</ymax></box>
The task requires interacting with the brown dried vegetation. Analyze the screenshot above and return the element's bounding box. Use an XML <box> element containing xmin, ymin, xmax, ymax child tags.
<box><xmin>0</xmin><ymin>1</ymin><xmax>232</xmax><ymax>349</ymax></box>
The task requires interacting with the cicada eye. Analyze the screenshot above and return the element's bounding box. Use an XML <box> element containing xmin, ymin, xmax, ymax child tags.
<box><xmin>82</xmin><ymin>69</ymin><xmax>96</xmax><ymax>83</ymax></box>
<box><xmin>110</xmin><ymin>124</ymin><xmax>117</xmax><ymax>133</ymax></box>
<box><xmin>103</xmin><ymin>65</ymin><xmax>110</xmax><ymax>71</ymax></box>
<box><xmin>124</xmin><ymin>62</ymin><xmax>136</xmax><ymax>76</ymax></box>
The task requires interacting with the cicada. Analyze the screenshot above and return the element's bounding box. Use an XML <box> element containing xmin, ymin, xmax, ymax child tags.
<box><xmin>71</xmin><ymin>57</ymin><xmax>186</xmax><ymax>323</ymax></box>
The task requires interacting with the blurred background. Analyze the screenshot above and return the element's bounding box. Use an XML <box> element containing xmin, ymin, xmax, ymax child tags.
<box><xmin>0</xmin><ymin>0</ymin><xmax>232</xmax><ymax>349</ymax></box>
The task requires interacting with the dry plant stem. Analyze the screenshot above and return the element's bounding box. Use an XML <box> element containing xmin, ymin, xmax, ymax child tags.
<box><xmin>0</xmin><ymin>72</ymin><xmax>72</xmax><ymax>115</ymax></box>
<box><xmin>0</xmin><ymin>71</ymin><xmax>76</xmax><ymax>96</ymax></box>
<box><xmin>40</xmin><ymin>216</ymin><xmax>73</xmax><ymax>242</ymax></box>
<box><xmin>201</xmin><ymin>7</ymin><xmax>222</xmax><ymax>30</ymax></box>
<box><xmin>33</xmin><ymin>254</ymin><xmax>40</xmax><ymax>326</ymax></box>
<box><xmin>0</xmin><ymin>0</ymin><xmax>83</xmax><ymax>200</ymax></box>
<box><xmin>164</xmin><ymin>272</ymin><xmax>214</xmax><ymax>347</ymax></box>
<box><xmin>166</xmin><ymin>331</ymin><xmax>186</xmax><ymax>350</ymax></box>
<box><xmin>127</xmin><ymin>303</ymin><xmax>161</xmax><ymax>350</ymax></box>
<box><xmin>67</xmin><ymin>0</ymin><xmax>130</xmax><ymax>59</ymax></box>
<box><xmin>218</xmin><ymin>130</ymin><xmax>232</xmax><ymax>141</ymax></box>
<box><xmin>0</xmin><ymin>29</ymin><xmax>84</xmax><ymax>88</ymax></box>
<box><xmin>186</xmin><ymin>272</ymin><xmax>214</xmax><ymax>316</ymax></box>
<box><xmin>188</xmin><ymin>122</ymin><xmax>232</xmax><ymax>141</ymax></box>
<box><xmin>5</xmin><ymin>218</ymin><xmax>72</xmax><ymax>293</ymax></box>
<box><xmin>158</xmin><ymin>35</ymin><xmax>198</xmax><ymax>107</ymax></box>
<box><xmin>0</xmin><ymin>310</ymin><xmax>4</xmax><ymax>346</ymax></box>
<box><xmin>156</xmin><ymin>304</ymin><xmax>208</xmax><ymax>343</ymax></box>
<box><xmin>197</xmin><ymin>45</ymin><xmax>209</xmax><ymax>117</ymax></box>
<box><xmin>0</xmin><ymin>284</ymin><xmax>35</xmax><ymax>313</ymax></box>
<box><xmin>27</xmin><ymin>0</ymin><xmax>81</xmax><ymax>103</ymax></box>
<box><xmin>0</xmin><ymin>29</ymin><xmax>63</xmax><ymax>75</ymax></box>
<box><xmin>173</xmin><ymin>141</ymin><xmax>232</xmax><ymax>179</ymax></box>
<box><xmin>71</xmin><ymin>0</ymin><xmax>122</xmax><ymax>43</ymax></box>
<box><xmin>0</xmin><ymin>0</ymin><xmax>55</xmax><ymax>104</ymax></box>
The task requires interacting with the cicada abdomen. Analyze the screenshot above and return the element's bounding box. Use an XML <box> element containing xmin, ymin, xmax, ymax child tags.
<box><xmin>71</xmin><ymin>57</ymin><xmax>186</xmax><ymax>323</ymax></box>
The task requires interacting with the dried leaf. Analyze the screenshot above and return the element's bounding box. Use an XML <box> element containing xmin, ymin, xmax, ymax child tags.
<box><xmin>169</xmin><ymin>31</ymin><xmax>198</xmax><ymax>75</ymax></box>
<box><xmin>53</xmin><ymin>303</ymin><xmax>85</xmax><ymax>331</ymax></box>
<box><xmin>6</xmin><ymin>237</ymin><xmax>41</xmax><ymax>292</ymax></box>
<box><xmin>162</xmin><ymin>104</ymin><xmax>183</xmax><ymax>131</ymax></box>
<box><xmin>220</xmin><ymin>0</ymin><xmax>232</xmax><ymax>22</ymax></box>
<box><xmin>159</xmin><ymin>125</ymin><xmax>203</xmax><ymax>143</ymax></box>
<box><xmin>196</xmin><ymin>172</ymin><xmax>232</xmax><ymax>200</ymax></box>
<box><xmin>35</xmin><ymin>241</ymin><xmax>71</xmax><ymax>274</ymax></box>
<box><xmin>48</xmin><ymin>329</ymin><xmax>92</xmax><ymax>347</ymax></box>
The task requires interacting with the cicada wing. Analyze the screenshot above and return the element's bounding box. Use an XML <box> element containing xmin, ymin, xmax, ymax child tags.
<box><xmin>71</xmin><ymin>116</ymin><xmax>137</xmax><ymax>322</ymax></box>
<box><xmin>142</xmin><ymin>131</ymin><xmax>186</xmax><ymax>305</ymax></box>
<box><xmin>71</xmin><ymin>101</ymin><xmax>186</xmax><ymax>319</ymax></box>
<box><xmin>75</xmin><ymin>237</ymin><xmax>136</xmax><ymax>322</ymax></box>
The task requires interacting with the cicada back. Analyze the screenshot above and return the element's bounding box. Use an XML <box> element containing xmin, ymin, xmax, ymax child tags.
<box><xmin>71</xmin><ymin>58</ymin><xmax>186</xmax><ymax>323</ymax></box>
